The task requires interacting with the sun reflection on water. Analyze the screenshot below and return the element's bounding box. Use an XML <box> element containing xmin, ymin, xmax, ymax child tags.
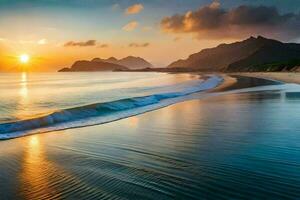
<box><xmin>19</xmin><ymin>135</ymin><xmax>58</xmax><ymax>199</ymax></box>
<box><xmin>16</xmin><ymin>72</ymin><xmax>30</xmax><ymax>119</ymax></box>
<box><xmin>19</xmin><ymin>72</ymin><xmax>28</xmax><ymax>98</ymax></box>
<box><xmin>29</xmin><ymin>135</ymin><xmax>39</xmax><ymax>147</ymax></box>
<box><xmin>129</xmin><ymin>116</ymin><xmax>139</xmax><ymax>128</ymax></box>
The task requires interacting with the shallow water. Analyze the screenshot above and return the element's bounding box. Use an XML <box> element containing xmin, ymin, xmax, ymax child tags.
<box><xmin>0</xmin><ymin>72</ymin><xmax>200</xmax><ymax>122</ymax></box>
<box><xmin>0</xmin><ymin>72</ymin><xmax>221</xmax><ymax>139</ymax></box>
<box><xmin>0</xmin><ymin>79</ymin><xmax>300</xmax><ymax>199</ymax></box>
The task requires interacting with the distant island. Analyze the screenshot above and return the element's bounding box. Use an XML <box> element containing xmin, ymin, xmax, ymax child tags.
<box><xmin>58</xmin><ymin>56</ymin><xmax>153</xmax><ymax>72</ymax></box>
<box><xmin>59</xmin><ymin>36</ymin><xmax>300</xmax><ymax>73</ymax></box>
<box><xmin>91</xmin><ymin>56</ymin><xmax>153</xmax><ymax>69</ymax></box>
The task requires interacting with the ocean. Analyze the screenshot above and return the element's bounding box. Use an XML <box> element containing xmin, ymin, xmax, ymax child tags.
<box><xmin>0</xmin><ymin>72</ymin><xmax>221</xmax><ymax>139</ymax></box>
<box><xmin>0</xmin><ymin>73</ymin><xmax>300</xmax><ymax>199</ymax></box>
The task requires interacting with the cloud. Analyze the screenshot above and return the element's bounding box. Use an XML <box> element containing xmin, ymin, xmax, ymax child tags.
<box><xmin>125</xmin><ymin>3</ymin><xmax>144</xmax><ymax>14</ymax></box>
<box><xmin>160</xmin><ymin>1</ymin><xmax>300</xmax><ymax>40</ymax></box>
<box><xmin>64</xmin><ymin>40</ymin><xmax>96</xmax><ymax>47</ymax></box>
<box><xmin>122</xmin><ymin>21</ymin><xmax>139</xmax><ymax>31</ymax></box>
<box><xmin>208</xmin><ymin>1</ymin><xmax>220</xmax><ymax>9</ymax></box>
<box><xmin>98</xmin><ymin>44</ymin><xmax>109</xmax><ymax>48</ymax></box>
<box><xmin>38</xmin><ymin>39</ymin><xmax>47</xmax><ymax>45</ymax></box>
<box><xmin>129</xmin><ymin>42</ymin><xmax>150</xmax><ymax>47</ymax></box>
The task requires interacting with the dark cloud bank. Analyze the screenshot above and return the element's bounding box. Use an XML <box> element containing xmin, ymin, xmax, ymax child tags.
<box><xmin>63</xmin><ymin>40</ymin><xmax>149</xmax><ymax>48</ymax></box>
<box><xmin>64</xmin><ymin>40</ymin><xmax>96</xmax><ymax>47</ymax></box>
<box><xmin>161</xmin><ymin>2</ymin><xmax>300</xmax><ymax>40</ymax></box>
<box><xmin>129</xmin><ymin>42</ymin><xmax>150</xmax><ymax>47</ymax></box>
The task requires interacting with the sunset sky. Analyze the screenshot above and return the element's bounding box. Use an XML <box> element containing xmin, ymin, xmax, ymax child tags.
<box><xmin>0</xmin><ymin>0</ymin><xmax>300</xmax><ymax>71</ymax></box>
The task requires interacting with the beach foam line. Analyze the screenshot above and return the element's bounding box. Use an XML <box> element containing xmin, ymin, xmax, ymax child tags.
<box><xmin>0</xmin><ymin>75</ymin><xmax>223</xmax><ymax>139</ymax></box>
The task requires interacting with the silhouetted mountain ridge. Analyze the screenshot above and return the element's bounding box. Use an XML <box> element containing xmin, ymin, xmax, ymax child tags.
<box><xmin>168</xmin><ymin>36</ymin><xmax>300</xmax><ymax>72</ymax></box>
<box><xmin>58</xmin><ymin>60</ymin><xmax>128</xmax><ymax>72</ymax></box>
<box><xmin>58</xmin><ymin>56</ymin><xmax>153</xmax><ymax>72</ymax></box>
<box><xmin>92</xmin><ymin>56</ymin><xmax>153</xmax><ymax>69</ymax></box>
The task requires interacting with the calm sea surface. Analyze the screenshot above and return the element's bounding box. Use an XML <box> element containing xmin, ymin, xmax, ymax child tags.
<box><xmin>0</xmin><ymin>73</ymin><xmax>300</xmax><ymax>199</ymax></box>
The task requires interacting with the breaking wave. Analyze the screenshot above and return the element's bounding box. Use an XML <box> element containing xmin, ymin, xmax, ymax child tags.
<box><xmin>0</xmin><ymin>75</ymin><xmax>222</xmax><ymax>139</ymax></box>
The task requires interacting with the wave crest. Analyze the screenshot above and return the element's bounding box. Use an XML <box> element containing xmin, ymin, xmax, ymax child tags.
<box><xmin>0</xmin><ymin>75</ymin><xmax>222</xmax><ymax>139</ymax></box>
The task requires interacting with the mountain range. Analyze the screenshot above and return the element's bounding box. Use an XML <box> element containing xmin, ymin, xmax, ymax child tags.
<box><xmin>168</xmin><ymin>36</ymin><xmax>300</xmax><ymax>72</ymax></box>
<box><xmin>59</xmin><ymin>56</ymin><xmax>153</xmax><ymax>72</ymax></box>
<box><xmin>92</xmin><ymin>56</ymin><xmax>153</xmax><ymax>69</ymax></box>
<box><xmin>59</xmin><ymin>36</ymin><xmax>300</xmax><ymax>73</ymax></box>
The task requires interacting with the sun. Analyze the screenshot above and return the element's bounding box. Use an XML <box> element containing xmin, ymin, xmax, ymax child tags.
<box><xmin>20</xmin><ymin>54</ymin><xmax>30</xmax><ymax>63</ymax></box>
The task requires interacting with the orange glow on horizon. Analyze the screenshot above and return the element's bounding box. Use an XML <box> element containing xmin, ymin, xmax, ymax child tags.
<box><xmin>0</xmin><ymin>36</ymin><xmax>230</xmax><ymax>72</ymax></box>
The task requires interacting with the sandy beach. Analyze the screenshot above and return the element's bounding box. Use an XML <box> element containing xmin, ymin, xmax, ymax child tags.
<box><xmin>234</xmin><ymin>72</ymin><xmax>300</xmax><ymax>84</ymax></box>
<box><xmin>209</xmin><ymin>72</ymin><xmax>300</xmax><ymax>93</ymax></box>
<box><xmin>211</xmin><ymin>73</ymin><xmax>282</xmax><ymax>92</ymax></box>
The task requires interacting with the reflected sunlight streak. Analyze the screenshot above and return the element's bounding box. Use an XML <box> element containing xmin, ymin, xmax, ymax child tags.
<box><xmin>129</xmin><ymin>116</ymin><xmax>139</xmax><ymax>128</ymax></box>
<box><xmin>19</xmin><ymin>135</ymin><xmax>57</xmax><ymax>199</ymax></box>
<box><xmin>19</xmin><ymin>72</ymin><xmax>28</xmax><ymax>98</ymax></box>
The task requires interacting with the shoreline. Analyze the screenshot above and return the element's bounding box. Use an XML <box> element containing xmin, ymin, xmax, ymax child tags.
<box><xmin>193</xmin><ymin>72</ymin><xmax>300</xmax><ymax>93</ymax></box>
<box><xmin>230</xmin><ymin>72</ymin><xmax>300</xmax><ymax>85</ymax></box>
<box><xmin>1</xmin><ymin>77</ymin><xmax>299</xmax><ymax>199</ymax></box>
<box><xmin>0</xmin><ymin>72</ymin><xmax>293</xmax><ymax>140</ymax></box>
<box><xmin>116</xmin><ymin>69</ymin><xmax>300</xmax><ymax>85</ymax></box>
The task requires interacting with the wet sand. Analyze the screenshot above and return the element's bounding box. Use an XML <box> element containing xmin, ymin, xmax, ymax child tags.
<box><xmin>235</xmin><ymin>72</ymin><xmax>300</xmax><ymax>84</ymax></box>
<box><xmin>209</xmin><ymin>74</ymin><xmax>237</xmax><ymax>92</ymax></box>
<box><xmin>211</xmin><ymin>74</ymin><xmax>281</xmax><ymax>92</ymax></box>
